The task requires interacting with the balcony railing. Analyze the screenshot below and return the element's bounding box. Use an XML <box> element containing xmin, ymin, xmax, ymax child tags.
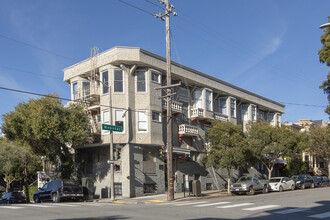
<box><xmin>191</xmin><ymin>108</ymin><xmax>204</xmax><ymax>118</ymax></box>
<box><xmin>163</xmin><ymin>100</ymin><xmax>183</xmax><ymax>113</ymax></box>
<box><xmin>73</xmin><ymin>87</ymin><xmax>100</xmax><ymax>104</ymax></box>
<box><xmin>213</xmin><ymin>112</ymin><xmax>228</xmax><ymax>122</ymax></box>
<box><xmin>178</xmin><ymin>124</ymin><xmax>199</xmax><ymax>136</ymax></box>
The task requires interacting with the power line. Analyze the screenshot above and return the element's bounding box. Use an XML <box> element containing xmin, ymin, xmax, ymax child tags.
<box><xmin>0</xmin><ymin>65</ymin><xmax>62</xmax><ymax>80</ymax></box>
<box><xmin>144</xmin><ymin>0</ymin><xmax>165</xmax><ymax>10</ymax></box>
<box><xmin>0</xmin><ymin>33</ymin><xmax>77</xmax><ymax>62</ymax></box>
<box><xmin>118</xmin><ymin>0</ymin><xmax>154</xmax><ymax>16</ymax></box>
<box><xmin>280</xmin><ymin>102</ymin><xmax>327</xmax><ymax>108</ymax></box>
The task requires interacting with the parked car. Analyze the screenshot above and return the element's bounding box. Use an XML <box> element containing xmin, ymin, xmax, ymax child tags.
<box><xmin>230</xmin><ymin>176</ymin><xmax>269</xmax><ymax>195</ymax></box>
<box><xmin>268</xmin><ymin>177</ymin><xmax>295</xmax><ymax>192</ymax></box>
<box><xmin>313</xmin><ymin>176</ymin><xmax>329</xmax><ymax>187</ymax></box>
<box><xmin>291</xmin><ymin>174</ymin><xmax>314</xmax><ymax>189</ymax></box>
<box><xmin>0</xmin><ymin>192</ymin><xmax>27</xmax><ymax>204</ymax></box>
<box><xmin>33</xmin><ymin>179</ymin><xmax>84</xmax><ymax>203</ymax></box>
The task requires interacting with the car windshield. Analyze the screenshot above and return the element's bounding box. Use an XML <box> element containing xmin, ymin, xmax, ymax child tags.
<box><xmin>269</xmin><ymin>178</ymin><xmax>281</xmax><ymax>183</ymax></box>
<box><xmin>238</xmin><ymin>177</ymin><xmax>252</xmax><ymax>182</ymax></box>
<box><xmin>291</xmin><ymin>176</ymin><xmax>299</xmax><ymax>180</ymax></box>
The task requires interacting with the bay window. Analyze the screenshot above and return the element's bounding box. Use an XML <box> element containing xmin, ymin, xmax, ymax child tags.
<box><xmin>102</xmin><ymin>71</ymin><xmax>109</xmax><ymax>94</ymax></box>
<box><xmin>137</xmin><ymin>110</ymin><xmax>148</xmax><ymax>132</ymax></box>
<box><xmin>219</xmin><ymin>97</ymin><xmax>227</xmax><ymax>115</ymax></box>
<box><xmin>206</xmin><ymin>90</ymin><xmax>213</xmax><ymax>111</ymax></box>
<box><xmin>193</xmin><ymin>90</ymin><xmax>203</xmax><ymax>109</ymax></box>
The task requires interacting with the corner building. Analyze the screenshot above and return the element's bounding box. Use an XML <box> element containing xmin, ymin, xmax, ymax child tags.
<box><xmin>63</xmin><ymin>47</ymin><xmax>285</xmax><ymax>198</ymax></box>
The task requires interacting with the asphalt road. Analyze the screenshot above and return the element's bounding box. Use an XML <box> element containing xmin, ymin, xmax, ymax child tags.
<box><xmin>1</xmin><ymin>187</ymin><xmax>330</xmax><ymax>220</ymax></box>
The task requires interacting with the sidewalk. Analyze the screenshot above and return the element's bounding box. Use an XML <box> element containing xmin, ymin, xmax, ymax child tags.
<box><xmin>97</xmin><ymin>190</ymin><xmax>230</xmax><ymax>205</ymax></box>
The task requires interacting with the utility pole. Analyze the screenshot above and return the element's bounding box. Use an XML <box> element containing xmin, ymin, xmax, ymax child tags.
<box><xmin>154</xmin><ymin>0</ymin><xmax>177</xmax><ymax>201</ymax></box>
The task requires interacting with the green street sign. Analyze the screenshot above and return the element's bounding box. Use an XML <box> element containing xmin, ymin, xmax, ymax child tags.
<box><xmin>102</xmin><ymin>124</ymin><xmax>123</xmax><ymax>132</ymax></box>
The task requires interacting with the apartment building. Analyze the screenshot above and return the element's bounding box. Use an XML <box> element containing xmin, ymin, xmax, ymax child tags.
<box><xmin>63</xmin><ymin>47</ymin><xmax>285</xmax><ymax>198</ymax></box>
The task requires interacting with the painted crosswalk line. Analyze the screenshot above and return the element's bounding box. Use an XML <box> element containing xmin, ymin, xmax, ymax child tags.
<box><xmin>273</xmin><ymin>208</ymin><xmax>310</xmax><ymax>214</ymax></box>
<box><xmin>48</xmin><ymin>203</ymin><xmax>79</xmax><ymax>207</ymax></box>
<box><xmin>309</xmin><ymin>211</ymin><xmax>330</xmax><ymax>219</ymax></box>
<box><xmin>217</xmin><ymin>203</ymin><xmax>254</xmax><ymax>209</ymax></box>
<box><xmin>195</xmin><ymin>202</ymin><xmax>231</xmax><ymax>207</ymax></box>
<box><xmin>174</xmin><ymin>201</ymin><xmax>208</xmax><ymax>206</ymax></box>
<box><xmin>0</xmin><ymin>206</ymin><xmax>25</xmax><ymax>209</ymax></box>
<box><xmin>243</xmin><ymin>205</ymin><xmax>280</xmax><ymax>211</ymax></box>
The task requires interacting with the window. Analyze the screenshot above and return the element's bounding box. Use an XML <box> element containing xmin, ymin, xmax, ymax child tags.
<box><xmin>114</xmin><ymin>69</ymin><xmax>123</xmax><ymax>93</ymax></box>
<box><xmin>82</xmin><ymin>81</ymin><xmax>90</xmax><ymax>99</ymax></box>
<box><xmin>72</xmin><ymin>82</ymin><xmax>78</xmax><ymax>100</ymax></box>
<box><xmin>151</xmin><ymin>71</ymin><xmax>160</xmax><ymax>84</ymax></box>
<box><xmin>241</xmin><ymin>105</ymin><xmax>248</xmax><ymax>122</ymax></box>
<box><xmin>267</xmin><ymin>113</ymin><xmax>275</xmax><ymax>126</ymax></box>
<box><xmin>102</xmin><ymin>71</ymin><xmax>109</xmax><ymax>94</ymax></box>
<box><xmin>152</xmin><ymin>111</ymin><xmax>161</xmax><ymax>122</ymax></box>
<box><xmin>102</xmin><ymin>110</ymin><xmax>110</xmax><ymax>134</ymax></box>
<box><xmin>219</xmin><ymin>97</ymin><xmax>227</xmax><ymax>115</ymax></box>
<box><xmin>115</xmin><ymin>110</ymin><xmax>125</xmax><ymax>132</ymax></box>
<box><xmin>251</xmin><ymin>105</ymin><xmax>257</xmax><ymax>122</ymax></box>
<box><xmin>178</xmin><ymin>87</ymin><xmax>189</xmax><ymax>108</ymax></box>
<box><xmin>230</xmin><ymin>98</ymin><xmax>236</xmax><ymax>118</ymax></box>
<box><xmin>136</xmin><ymin>70</ymin><xmax>146</xmax><ymax>93</ymax></box>
<box><xmin>258</xmin><ymin>111</ymin><xmax>265</xmax><ymax>120</ymax></box>
<box><xmin>193</xmin><ymin>90</ymin><xmax>203</xmax><ymax>109</ymax></box>
<box><xmin>206</xmin><ymin>90</ymin><xmax>213</xmax><ymax>111</ymax></box>
<box><xmin>137</xmin><ymin>110</ymin><xmax>148</xmax><ymax>132</ymax></box>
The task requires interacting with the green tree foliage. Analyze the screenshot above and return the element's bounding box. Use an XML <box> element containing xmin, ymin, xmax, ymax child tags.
<box><xmin>1</xmin><ymin>95</ymin><xmax>90</xmax><ymax>179</ymax></box>
<box><xmin>205</xmin><ymin>122</ymin><xmax>250</xmax><ymax>194</ymax></box>
<box><xmin>309</xmin><ymin>126</ymin><xmax>330</xmax><ymax>175</ymax></box>
<box><xmin>318</xmin><ymin>16</ymin><xmax>330</xmax><ymax>115</ymax></box>
<box><xmin>280</xmin><ymin>157</ymin><xmax>309</xmax><ymax>177</ymax></box>
<box><xmin>246</xmin><ymin>121</ymin><xmax>309</xmax><ymax>179</ymax></box>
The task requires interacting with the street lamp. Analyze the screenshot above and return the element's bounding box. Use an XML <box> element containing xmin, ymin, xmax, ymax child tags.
<box><xmin>320</xmin><ymin>22</ymin><xmax>330</xmax><ymax>29</ymax></box>
<box><xmin>81</xmin><ymin>73</ymin><xmax>115</xmax><ymax>201</ymax></box>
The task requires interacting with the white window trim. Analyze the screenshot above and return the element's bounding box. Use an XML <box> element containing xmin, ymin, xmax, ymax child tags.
<box><xmin>114</xmin><ymin>109</ymin><xmax>125</xmax><ymax>134</ymax></box>
<box><xmin>229</xmin><ymin>97</ymin><xmax>237</xmax><ymax>118</ymax></box>
<box><xmin>150</xmin><ymin>70</ymin><xmax>161</xmax><ymax>84</ymax></box>
<box><xmin>136</xmin><ymin>70</ymin><xmax>147</xmax><ymax>93</ymax></box>
<box><xmin>219</xmin><ymin>97</ymin><xmax>228</xmax><ymax>116</ymax></box>
<box><xmin>113</xmin><ymin>69</ymin><xmax>124</xmax><ymax>94</ymax></box>
<box><xmin>101</xmin><ymin>70</ymin><xmax>109</xmax><ymax>95</ymax></box>
<box><xmin>151</xmin><ymin>111</ymin><xmax>162</xmax><ymax>123</ymax></box>
<box><xmin>251</xmin><ymin>104</ymin><xmax>257</xmax><ymax>122</ymax></box>
<box><xmin>241</xmin><ymin>104</ymin><xmax>249</xmax><ymax>123</ymax></box>
<box><xmin>193</xmin><ymin>89</ymin><xmax>203</xmax><ymax>109</ymax></box>
<box><xmin>136</xmin><ymin>110</ymin><xmax>148</xmax><ymax>133</ymax></box>
<box><xmin>82</xmin><ymin>81</ymin><xmax>90</xmax><ymax>99</ymax></box>
<box><xmin>102</xmin><ymin>109</ymin><xmax>110</xmax><ymax>135</ymax></box>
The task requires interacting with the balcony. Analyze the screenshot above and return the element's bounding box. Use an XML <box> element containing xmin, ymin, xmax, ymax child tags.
<box><xmin>163</xmin><ymin>100</ymin><xmax>183</xmax><ymax>114</ymax></box>
<box><xmin>178</xmin><ymin>124</ymin><xmax>199</xmax><ymax>136</ymax></box>
<box><xmin>213</xmin><ymin>112</ymin><xmax>228</xmax><ymax>122</ymax></box>
<box><xmin>191</xmin><ymin>108</ymin><xmax>214</xmax><ymax>121</ymax></box>
<box><xmin>73</xmin><ymin>86</ymin><xmax>100</xmax><ymax>105</ymax></box>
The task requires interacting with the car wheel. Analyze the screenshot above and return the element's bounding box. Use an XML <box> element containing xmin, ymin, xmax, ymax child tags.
<box><xmin>291</xmin><ymin>185</ymin><xmax>295</xmax><ymax>190</ymax></box>
<box><xmin>311</xmin><ymin>183</ymin><xmax>315</xmax><ymax>188</ymax></box>
<box><xmin>301</xmin><ymin>184</ymin><xmax>305</xmax><ymax>189</ymax></box>
<box><xmin>34</xmin><ymin>196</ymin><xmax>40</xmax><ymax>203</ymax></box>
<box><xmin>279</xmin><ymin>186</ymin><xmax>283</xmax><ymax>192</ymax></box>
<box><xmin>52</xmin><ymin>192</ymin><xmax>60</xmax><ymax>203</ymax></box>
<box><xmin>248</xmin><ymin>186</ymin><xmax>255</xmax><ymax>195</ymax></box>
<box><xmin>263</xmin><ymin>185</ymin><xmax>268</xmax><ymax>194</ymax></box>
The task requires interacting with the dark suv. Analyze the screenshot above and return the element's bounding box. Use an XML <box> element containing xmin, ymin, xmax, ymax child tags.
<box><xmin>291</xmin><ymin>174</ymin><xmax>314</xmax><ymax>189</ymax></box>
<box><xmin>33</xmin><ymin>180</ymin><xmax>83</xmax><ymax>203</ymax></box>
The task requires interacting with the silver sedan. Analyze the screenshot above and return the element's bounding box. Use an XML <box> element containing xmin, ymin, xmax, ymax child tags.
<box><xmin>268</xmin><ymin>177</ymin><xmax>295</xmax><ymax>192</ymax></box>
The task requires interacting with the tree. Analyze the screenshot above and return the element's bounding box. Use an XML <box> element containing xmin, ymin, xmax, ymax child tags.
<box><xmin>1</xmin><ymin>95</ymin><xmax>90</xmax><ymax>179</ymax></box>
<box><xmin>309</xmin><ymin>126</ymin><xmax>330</xmax><ymax>175</ymax></box>
<box><xmin>205</xmin><ymin>122</ymin><xmax>250</xmax><ymax>194</ymax></box>
<box><xmin>319</xmin><ymin>16</ymin><xmax>330</xmax><ymax>115</ymax></box>
<box><xmin>246</xmin><ymin>121</ymin><xmax>308</xmax><ymax>180</ymax></box>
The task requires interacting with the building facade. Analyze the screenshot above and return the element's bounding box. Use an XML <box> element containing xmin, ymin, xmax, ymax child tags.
<box><xmin>63</xmin><ymin>47</ymin><xmax>285</xmax><ymax>198</ymax></box>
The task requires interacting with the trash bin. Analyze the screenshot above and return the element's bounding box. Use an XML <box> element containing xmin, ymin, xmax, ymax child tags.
<box><xmin>81</xmin><ymin>177</ymin><xmax>94</xmax><ymax>201</ymax></box>
<box><xmin>191</xmin><ymin>180</ymin><xmax>201</xmax><ymax>197</ymax></box>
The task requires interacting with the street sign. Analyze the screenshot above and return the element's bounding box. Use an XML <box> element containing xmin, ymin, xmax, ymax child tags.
<box><xmin>102</xmin><ymin>124</ymin><xmax>123</xmax><ymax>132</ymax></box>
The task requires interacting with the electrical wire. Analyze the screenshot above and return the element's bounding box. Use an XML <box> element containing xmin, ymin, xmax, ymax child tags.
<box><xmin>144</xmin><ymin>0</ymin><xmax>165</xmax><ymax>10</ymax></box>
<box><xmin>118</xmin><ymin>0</ymin><xmax>155</xmax><ymax>16</ymax></box>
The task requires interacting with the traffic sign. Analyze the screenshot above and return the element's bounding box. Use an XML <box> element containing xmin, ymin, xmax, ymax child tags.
<box><xmin>102</xmin><ymin>124</ymin><xmax>123</xmax><ymax>132</ymax></box>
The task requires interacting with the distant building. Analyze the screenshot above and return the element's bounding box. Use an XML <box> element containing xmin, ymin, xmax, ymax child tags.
<box><xmin>63</xmin><ymin>47</ymin><xmax>285</xmax><ymax>198</ymax></box>
<box><xmin>284</xmin><ymin>119</ymin><xmax>329</xmax><ymax>176</ymax></box>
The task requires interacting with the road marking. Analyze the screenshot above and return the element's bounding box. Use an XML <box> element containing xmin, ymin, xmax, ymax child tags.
<box><xmin>309</xmin><ymin>211</ymin><xmax>330</xmax><ymax>219</ymax></box>
<box><xmin>29</xmin><ymin>204</ymin><xmax>54</xmax><ymax>208</ymax></box>
<box><xmin>0</xmin><ymin>206</ymin><xmax>25</xmax><ymax>209</ymax></box>
<box><xmin>243</xmin><ymin>205</ymin><xmax>280</xmax><ymax>211</ymax></box>
<box><xmin>195</xmin><ymin>202</ymin><xmax>231</xmax><ymax>207</ymax></box>
<box><xmin>49</xmin><ymin>203</ymin><xmax>79</xmax><ymax>207</ymax></box>
<box><xmin>149</xmin><ymin>200</ymin><xmax>167</xmax><ymax>203</ymax></box>
<box><xmin>273</xmin><ymin>208</ymin><xmax>310</xmax><ymax>214</ymax></box>
<box><xmin>79</xmin><ymin>203</ymin><xmax>104</xmax><ymax>206</ymax></box>
<box><xmin>174</xmin><ymin>201</ymin><xmax>208</xmax><ymax>206</ymax></box>
<box><xmin>217</xmin><ymin>203</ymin><xmax>254</xmax><ymax>209</ymax></box>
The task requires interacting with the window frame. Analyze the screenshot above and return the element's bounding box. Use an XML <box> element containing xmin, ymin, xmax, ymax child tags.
<box><xmin>82</xmin><ymin>81</ymin><xmax>90</xmax><ymax>99</ymax></box>
<box><xmin>193</xmin><ymin>89</ymin><xmax>203</xmax><ymax>109</ymax></box>
<box><xmin>114</xmin><ymin>109</ymin><xmax>125</xmax><ymax>133</ymax></box>
<box><xmin>101</xmin><ymin>71</ymin><xmax>109</xmax><ymax>94</ymax></box>
<box><xmin>137</xmin><ymin>110</ymin><xmax>148</xmax><ymax>133</ymax></box>
<box><xmin>251</xmin><ymin>105</ymin><xmax>257</xmax><ymax>122</ymax></box>
<box><xmin>219</xmin><ymin>97</ymin><xmax>227</xmax><ymax>115</ymax></box>
<box><xmin>151</xmin><ymin>71</ymin><xmax>161</xmax><ymax>84</ymax></box>
<box><xmin>102</xmin><ymin>109</ymin><xmax>110</xmax><ymax>135</ymax></box>
<box><xmin>230</xmin><ymin>97</ymin><xmax>236</xmax><ymax>118</ymax></box>
<box><xmin>136</xmin><ymin>70</ymin><xmax>147</xmax><ymax>93</ymax></box>
<box><xmin>113</xmin><ymin>69</ymin><xmax>124</xmax><ymax>94</ymax></box>
<box><xmin>72</xmin><ymin>81</ymin><xmax>78</xmax><ymax>100</ymax></box>
<box><xmin>205</xmin><ymin>90</ymin><xmax>213</xmax><ymax>111</ymax></box>
<box><xmin>151</xmin><ymin>111</ymin><xmax>161</xmax><ymax>122</ymax></box>
<box><xmin>241</xmin><ymin>104</ymin><xmax>249</xmax><ymax>123</ymax></box>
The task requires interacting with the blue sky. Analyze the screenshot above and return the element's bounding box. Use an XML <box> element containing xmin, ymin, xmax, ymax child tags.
<box><xmin>0</xmin><ymin>0</ymin><xmax>329</xmax><ymax>135</ymax></box>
